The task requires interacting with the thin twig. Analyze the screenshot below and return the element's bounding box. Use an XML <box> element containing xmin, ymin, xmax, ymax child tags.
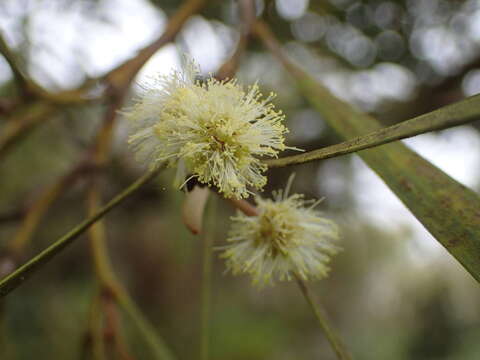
<box><xmin>0</xmin><ymin>31</ymin><xmax>97</xmax><ymax>102</ymax></box>
<box><xmin>8</xmin><ymin>163</ymin><xmax>99</xmax><ymax>256</ymax></box>
<box><xmin>0</xmin><ymin>0</ymin><xmax>205</xmax><ymax>161</ymax></box>
<box><xmin>85</xmin><ymin>98</ymin><xmax>174</xmax><ymax>360</ymax></box>
<box><xmin>105</xmin><ymin>0</ymin><xmax>206</xmax><ymax>91</ymax></box>
<box><xmin>0</xmin><ymin>0</ymin><xmax>205</xmax><ymax>290</ymax></box>
<box><xmin>91</xmin><ymin>290</ymin><xmax>108</xmax><ymax>360</ymax></box>
<box><xmin>227</xmin><ymin>198</ymin><xmax>259</xmax><ymax>216</ymax></box>
<box><xmin>265</xmin><ymin>93</ymin><xmax>480</xmax><ymax>168</ymax></box>
<box><xmin>0</xmin><ymin>209</ymin><xmax>24</xmax><ymax>224</ymax></box>
<box><xmin>252</xmin><ymin>20</ymin><xmax>480</xmax><ymax>169</ymax></box>
<box><xmin>0</xmin><ymin>166</ymin><xmax>163</xmax><ymax>298</ymax></box>
<box><xmin>0</xmin><ymin>101</ymin><xmax>57</xmax><ymax>160</ymax></box>
<box><xmin>0</xmin><ymin>32</ymin><xmax>30</xmax><ymax>96</ymax></box>
<box><xmin>295</xmin><ymin>275</ymin><xmax>352</xmax><ymax>360</ymax></box>
<box><xmin>115</xmin><ymin>288</ymin><xmax>176</xmax><ymax>360</ymax></box>
<box><xmin>200</xmin><ymin>194</ymin><xmax>216</xmax><ymax>360</ymax></box>
<box><xmin>85</xmin><ymin>101</ymin><xmax>132</xmax><ymax>358</ymax></box>
<box><xmin>215</xmin><ymin>0</ymin><xmax>253</xmax><ymax>81</ymax></box>
<box><xmin>102</xmin><ymin>290</ymin><xmax>136</xmax><ymax>360</ymax></box>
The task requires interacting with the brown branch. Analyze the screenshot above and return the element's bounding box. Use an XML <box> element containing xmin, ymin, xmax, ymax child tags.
<box><xmin>0</xmin><ymin>31</ymin><xmax>98</xmax><ymax>104</ymax></box>
<box><xmin>105</xmin><ymin>0</ymin><xmax>206</xmax><ymax>92</ymax></box>
<box><xmin>0</xmin><ymin>167</ymin><xmax>163</xmax><ymax>298</ymax></box>
<box><xmin>102</xmin><ymin>290</ymin><xmax>137</xmax><ymax>360</ymax></box>
<box><xmin>227</xmin><ymin>198</ymin><xmax>259</xmax><ymax>216</ymax></box>
<box><xmin>80</xmin><ymin>288</ymin><xmax>106</xmax><ymax>360</ymax></box>
<box><xmin>0</xmin><ymin>0</ymin><xmax>205</xmax><ymax>160</ymax></box>
<box><xmin>0</xmin><ymin>98</ymin><xmax>120</xmax><ymax>276</ymax></box>
<box><xmin>0</xmin><ymin>32</ymin><xmax>30</xmax><ymax>97</ymax></box>
<box><xmin>0</xmin><ymin>209</ymin><xmax>24</xmax><ymax>224</ymax></box>
<box><xmin>216</xmin><ymin>0</ymin><xmax>254</xmax><ymax>81</ymax></box>
<box><xmin>0</xmin><ymin>97</ymin><xmax>23</xmax><ymax>116</ymax></box>
<box><xmin>7</xmin><ymin>162</ymin><xmax>100</xmax><ymax>258</ymax></box>
<box><xmin>0</xmin><ymin>102</ymin><xmax>57</xmax><ymax>160</ymax></box>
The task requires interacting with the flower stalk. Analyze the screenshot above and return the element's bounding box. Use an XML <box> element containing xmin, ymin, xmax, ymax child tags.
<box><xmin>295</xmin><ymin>274</ymin><xmax>352</xmax><ymax>360</ymax></box>
<box><xmin>200</xmin><ymin>195</ymin><xmax>216</xmax><ymax>360</ymax></box>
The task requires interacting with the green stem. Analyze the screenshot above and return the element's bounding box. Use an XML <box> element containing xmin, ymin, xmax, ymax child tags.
<box><xmin>266</xmin><ymin>93</ymin><xmax>480</xmax><ymax>168</ymax></box>
<box><xmin>0</xmin><ymin>167</ymin><xmax>163</xmax><ymax>298</ymax></box>
<box><xmin>201</xmin><ymin>195</ymin><xmax>216</xmax><ymax>360</ymax></box>
<box><xmin>295</xmin><ymin>275</ymin><xmax>352</xmax><ymax>360</ymax></box>
<box><xmin>9</xmin><ymin>162</ymin><xmax>92</xmax><ymax>255</ymax></box>
<box><xmin>91</xmin><ymin>291</ymin><xmax>108</xmax><ymax>360</ymax></box>
<box><xmin>115</xmin><ymin>287</ymin><xmax>175</xmax><ymax>360</ymax></box>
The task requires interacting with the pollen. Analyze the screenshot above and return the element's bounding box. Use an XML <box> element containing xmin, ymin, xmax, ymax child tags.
<box><xmin>123</xmin><ymin>59</ymin><xmax>290</xmax><ymax>199</ymax></box>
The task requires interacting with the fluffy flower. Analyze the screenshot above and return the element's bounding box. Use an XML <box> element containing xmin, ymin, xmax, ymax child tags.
<box><xmin>123</xmin><ymin>60</ymin><xmax>289</xmax><ymax>199</ymax></box>
<box><xmin>221</xmin><ymin>179</ymin><xmax>341</xmax><ymax>285</ymax></box>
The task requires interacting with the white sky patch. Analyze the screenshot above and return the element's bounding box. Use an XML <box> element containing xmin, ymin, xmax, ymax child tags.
<box><xmin>350</xmin><ymin>125</ymin><xmax>480</xmax><ymax>263</ymax></box>
<box><xmin>179</xmin><ymin>16</ymin><xmax>233</xmax><ymax>75</ymax></box>
<box><xmin>350</xmin><ymin>156</ymin><xmax>441</xmax><ymax>256</ymax></box>
<box><xmin>370</xmin><ymin>62</ymin><xmax>417</xmax><ymax>101</ymax></box>
<box><xmin>468</xmin><ymin>7</ymin><xmax>480</xmax><ymax>42</ymax></box>
<box><xmin>276</xmin><ymin>0</ymin><xmax>309</xmax><ymax>21</ymax></box>
<box><xmin>1</xmin><ymin>0</ymin><xmax>166</xmax><ymax>89</ymax></box>
<box><xmin>0</xmin><ymin>55</ymin><xmax>13</xmax><ymax>84</ymax></box>
<box><xmin>405</xmin><ymin>125</ymin><xmax>480</xmax><ymax>189</ymax></box>
<box><xmin>134</xmin><ymin>44</ymin><xmax>182</xmax><ymax>89</ymax></box>
<box><xmin>78</xmin><ymin>0</ymin><xmax>166</xmax><ymax>78</ymax></box>
<box><xmin>462</xmin><ymin>69</ymin><xmax>480</xmax><ymax>96</ymax></box>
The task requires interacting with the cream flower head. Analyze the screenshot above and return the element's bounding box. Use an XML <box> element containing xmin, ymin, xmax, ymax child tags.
<box><xmin>123</xmin><ymin>59</ymin><xmax>289</xmax><ymax>199</ymax></box>
<box><xmin>221</xmin><ymin>177</ymin><xmax>341</xmax><ymax>285</ymax></box>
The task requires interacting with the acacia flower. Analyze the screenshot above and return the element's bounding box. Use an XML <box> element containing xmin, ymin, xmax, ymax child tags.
<box><xmin>221</xmin><ymin>178</ymin><xmax>340</xmax><ymax>285</ymax></box>
<box><xmin>123</xmin><ymin>60</ymin><xmax>290</xmax><ymax>199</ymax></box>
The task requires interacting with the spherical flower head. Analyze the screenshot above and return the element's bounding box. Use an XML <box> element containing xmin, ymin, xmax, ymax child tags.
<box><xmin>123</xmin><ymin>59</ymin><xmax>290</xmax><ymax>199</ymax></box>
<box><xmin>221</xmin><ymin>181</ymin><xmax>341</xmax><ymax>286</ymax></box>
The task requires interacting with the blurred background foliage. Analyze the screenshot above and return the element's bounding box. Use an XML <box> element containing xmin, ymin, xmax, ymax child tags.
<box><xmin>1</xmin><ymin>0</ymin><xmax>480</xmax><ymax>359</ymax></box>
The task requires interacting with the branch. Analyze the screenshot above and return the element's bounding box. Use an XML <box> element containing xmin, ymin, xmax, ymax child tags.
<box><xmin>7</xmin><ymin>163</ymin><xmax>99</xmax><ymax>257</ymax></box>
<box><xmin>85</xmin><ymin>100</ymin><xmax>175</xmax><ymax>360</ymax></box>
<box><xmin>266</xmin><ymin>94</ymin><xmax>480</xmax><ymax>168</ymax></box>
<box><xmin>295</xmin><ymin>275</ymin><xmax>352</xmax><ymax>360</ymax></box>
<box><xmin>115</xmin><ymin>287</ymin><xmax>176</xmax><ymax>360</ymax></box>
<box><xmin>0</xmin><ymin>0</ymin><xmax>205</xmax><ymax>160</ymax></box>
<box><xmin>0</xmin><ymin>102</ymin><xmax>57</xmax><ymax>160</ymax></box>
<box><xmin>215</xmin><ymin>0</ymin><xmax>254</xmax><ymax>81</ymax></box>
<box><xmin>0</xmin><ymin>31</ymin><xmax>29</xmax><ymax>96</ymax></box>
<box><xmin>0</xmin><ymin>31</ymin><xmax>98</xmax><ymax>104</ymax></box>
<box><xmin>101</xmin><ymin>290</ymin><xmax>137</xmax><ymax>360</ymax></box>
<box><xmin>0</xmin><ymin>209</ymin><xmax>24</xmax><ymax>224</ymax></box>
<box><xmin>105</xmin><ymin>0</ymin><xmax>206</xmax><ymax>92</ymax></box>
<box><xmin>254</xmin><ymin>20</ymin><xmax>480</xmax><ymax>283</ymax></box>
<box><xmin>0</xmin><ymin>167</ymin><xmax>163</xmax><ymax>298</ymax></box>
<box><xmin>200</xmin><ymin>196</ymin><xmax>216</xmax><ymax>360</ymax></box>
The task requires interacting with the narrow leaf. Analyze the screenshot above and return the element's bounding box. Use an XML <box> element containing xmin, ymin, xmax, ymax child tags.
<box><xmin>255</xmin><ymin>21</ymin><xmax>480</xmax><ymax>282</ymax></box>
